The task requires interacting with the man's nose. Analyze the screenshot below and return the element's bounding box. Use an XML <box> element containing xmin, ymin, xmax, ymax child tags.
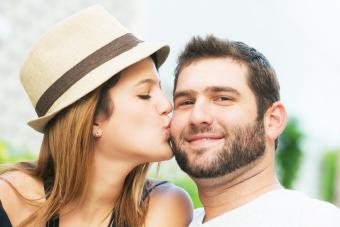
<box><xmin>189</xmin><ymin>99</ymin><xmax>212</xmax><ymax>126</ymax></box>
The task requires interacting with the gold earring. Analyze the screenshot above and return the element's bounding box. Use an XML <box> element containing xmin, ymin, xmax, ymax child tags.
<box><xmin>94</xmin><ymin>130</ymin><xmax>102</xmax><ymax>137</ymax></box>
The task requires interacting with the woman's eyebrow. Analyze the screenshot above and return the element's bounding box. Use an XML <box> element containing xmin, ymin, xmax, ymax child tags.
<box><xmin>134</xmin><ymin>78</ymin><xmax>159</xmax><ymax>87</ymax></box>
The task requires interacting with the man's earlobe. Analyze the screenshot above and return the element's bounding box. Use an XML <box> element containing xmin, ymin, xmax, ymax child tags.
<box><xmin>264</xmin><ymin>101</ymin><xmax>287</xmax><ymax>140</ymax></box>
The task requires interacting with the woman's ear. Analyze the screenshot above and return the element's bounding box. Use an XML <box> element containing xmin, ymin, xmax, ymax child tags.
<box><xmin>92</xmin><ymin>120</ymin><xmax>103</xmax><ymax>138</ymax></box>
<box><xmin>264</xmin><ymin>101</ymin><xmax>287</xmax><ymax>141</ymax></box>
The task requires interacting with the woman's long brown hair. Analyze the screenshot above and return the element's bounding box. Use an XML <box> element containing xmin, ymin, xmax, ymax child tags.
<box><xmin>1</xmin><ymin>74</ymin><xmax>150</xmax><ymax>227</ymax></box>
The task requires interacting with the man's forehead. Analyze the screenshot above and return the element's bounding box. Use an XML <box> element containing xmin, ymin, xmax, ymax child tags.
<box><xmin>175</xmin><ymin>58</ymin><xmax>249</xmax><ymax>93</ymax></box>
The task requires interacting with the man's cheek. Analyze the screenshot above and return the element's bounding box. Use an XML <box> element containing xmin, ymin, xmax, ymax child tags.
<box><xmin>169</xmin><ymin>118</ymin><xmax>178</xmax><ymax>136</ymax></box>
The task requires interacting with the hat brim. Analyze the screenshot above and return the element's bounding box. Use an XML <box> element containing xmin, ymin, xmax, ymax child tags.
<box><xmin>28</xmin><ymin>42</ymin><xmax>170</xmax><ymax>133</ymax></box>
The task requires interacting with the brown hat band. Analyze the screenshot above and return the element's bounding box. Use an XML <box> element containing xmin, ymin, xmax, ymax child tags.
<box><xmin>35</xmin><ymin>33</ymin><xmax>142</xmax><ymax>117</ymax></box>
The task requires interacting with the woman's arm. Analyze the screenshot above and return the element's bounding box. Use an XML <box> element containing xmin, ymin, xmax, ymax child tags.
<box><xmin>144</xmin><ymin>183</ymin><xmax>193</xmax><ymax>227</ymax></box>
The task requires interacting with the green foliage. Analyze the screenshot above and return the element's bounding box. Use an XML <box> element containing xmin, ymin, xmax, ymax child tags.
<box><xmin>276</xmin><ymin>118</ymin><xmax>304</xmax><ymax>189</ymax></box>
<box><xmin>172</xmin><ymin>176</ymin><xmax>202</xmax><ymax>208</ymax></box>
<box><xmin>0</xmin><ymin>140</ymin><xmax>36</xmax><ymax>164</ymax></box>
<box><xmin>320</xmin><ymin>151</ymin><xmax>339</xmax><ymax>203</ymax></box>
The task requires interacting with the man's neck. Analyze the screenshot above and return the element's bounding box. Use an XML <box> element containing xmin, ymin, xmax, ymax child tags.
<box><xmin>194</xmin><ymin>150</ymin><xmax>282</xmax><ymax>222</ymax></box>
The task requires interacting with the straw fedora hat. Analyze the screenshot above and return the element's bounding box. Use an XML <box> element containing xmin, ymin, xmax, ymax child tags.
<box><xmin>20</xmin><ymin>5</ymin><xmax>170</xmax><ymax>133</ymax></box>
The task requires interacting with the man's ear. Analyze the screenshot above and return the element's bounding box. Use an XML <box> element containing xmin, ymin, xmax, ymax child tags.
<box><xmin>264</xmin><ymin>101</ymin><xmax>287</xmax><ymax>140</ymax></box>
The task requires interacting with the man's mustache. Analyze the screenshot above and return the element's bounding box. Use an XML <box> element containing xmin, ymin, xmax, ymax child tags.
<box><xmin>172</xmin><ymin>125</ymin><xmax>226</xmax><ymax>142</ymax></box>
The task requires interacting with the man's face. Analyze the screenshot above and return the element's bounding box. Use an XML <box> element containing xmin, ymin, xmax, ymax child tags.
<box><xmin>171</xmin><ymin>57</ymin><xmax>266</xmax><ymax>178</ymax></box>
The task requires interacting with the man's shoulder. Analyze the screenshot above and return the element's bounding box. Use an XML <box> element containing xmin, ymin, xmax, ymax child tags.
<box><xmin>188</xmin><ymin>189</ymin><xmax>340</xmax><ymax>227</ymax></box>
<box><xmin>265</xmin><ymin>189</ymin><xmax>340</xmax><ymax>226</ymax></box>
<box><xmin>189</xmin><ymin>208</ymin><xmax>205</xmax><ymax>227</ymax></box>
<box><xmin>263</xmin><ymin>189</ymin><xmax>340</xmax><ymax>212</ymax></box>
<box><xmin>297</xmin><ymin>192</ymin><xmax>340</xmax><ymax>226</ymax></box>
<box><xmin>276</xmin><ymin>189</ymin><xmax>339</xmax><ymax>210</ymax></box>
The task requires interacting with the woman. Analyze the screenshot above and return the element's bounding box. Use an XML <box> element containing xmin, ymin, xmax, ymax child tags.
<box><xmin>0</xmin><ymin>5</ymin><xmax>192</xmax><ymax>227</ymax></box>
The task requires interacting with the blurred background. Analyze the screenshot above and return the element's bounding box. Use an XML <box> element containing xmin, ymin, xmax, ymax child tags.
<box><xmin>1</xmin><ymin>0</ymin><xmax>339</xmax><ymax>208</ymax></box>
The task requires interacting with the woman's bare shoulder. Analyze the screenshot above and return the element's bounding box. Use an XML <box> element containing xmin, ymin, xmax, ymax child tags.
<box><xmin>0</xmin><ymin>170</ymin><xmax>44</xmax><ymax>198</ymax></box>
<box><xmin>0</xmin><ymin>170</ymin><xmax>45</xmax><ymax>223</ymax></box>
<box><xmin>144</xmin><ymin>181</ymin><xmax>193</xmax><ymax>227</ymax></box>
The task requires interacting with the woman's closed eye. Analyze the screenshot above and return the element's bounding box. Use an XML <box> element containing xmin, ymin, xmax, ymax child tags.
<box><xmin>138</xmin><ymin>94</ymin><xmax>151</xmax><ymax>100</ymax></box>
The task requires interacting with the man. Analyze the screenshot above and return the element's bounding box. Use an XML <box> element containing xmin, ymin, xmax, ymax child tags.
<box><xmin>170</xmin><ymin>35</ymin><xmax>340</xmax><ymax>227</ymax></box>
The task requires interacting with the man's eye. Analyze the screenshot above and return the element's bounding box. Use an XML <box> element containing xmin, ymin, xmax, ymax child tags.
<box><xmin>182</xmin><ymin>100</ymin><xmax>193</xmax><ymax>105</ymax></box>
<box><xmin>215</xmin><ymin>96</ymin><xmax>231</xmax><ymax>101</ymax></box>
<box><xmin>138</xmin><ymin>95</ymin><xmax>151</xmax><ymax>100</ymax></box>
<box><xmin>177</xmin><ymin>100</ymin><xmax>194</xmax><ymax>106</ymax></box>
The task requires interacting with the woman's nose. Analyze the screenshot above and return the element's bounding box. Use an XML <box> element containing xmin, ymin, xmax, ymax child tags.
<box><xmin>157</xmin><ymin>92</ymin><xmax>173</xmax><ymax>115</ymax></box>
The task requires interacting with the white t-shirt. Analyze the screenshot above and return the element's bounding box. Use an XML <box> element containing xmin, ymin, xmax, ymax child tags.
<box><xmin>190</xmin><ymin>189</ymin><xmax>340</xmax><ymax>227</ymax></box>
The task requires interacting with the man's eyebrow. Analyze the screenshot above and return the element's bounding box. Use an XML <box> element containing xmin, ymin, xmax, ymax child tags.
<box><xmin>134</xmin><ymin>78</ymin><xmax>160</xmax><ymax>87</ymax></box>
<box><xmin>173</xmin><ymin>90</ymin><xmax>196</xmax><ymax>100</ymax></box>
<box><xmin>205</xmin><ymin>86</ymin><xmax>240</xmax><ymax>96</ymax></box>
<box><xmin>174</xmin><ymin>86</ymin><xmax>240</xmax><ymax>100</ymax></box>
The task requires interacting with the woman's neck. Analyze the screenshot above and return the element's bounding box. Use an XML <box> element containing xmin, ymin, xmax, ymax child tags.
<box><xmin>60</xmin><ymin>149</ymin><xmax>139</xmax><ymax>223</ymax></box>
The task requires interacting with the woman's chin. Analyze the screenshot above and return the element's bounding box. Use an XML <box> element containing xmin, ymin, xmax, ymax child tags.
<box><xmin>154</xmin><ymin>146</ymin><xmax>174</xmax><ymax>161</ymax></box>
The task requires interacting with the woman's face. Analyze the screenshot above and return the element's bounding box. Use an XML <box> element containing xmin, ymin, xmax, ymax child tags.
<box><xmin>94</xmin><ymin>57</ymin><xmax>173</xmax><ymax>163</ymax></box>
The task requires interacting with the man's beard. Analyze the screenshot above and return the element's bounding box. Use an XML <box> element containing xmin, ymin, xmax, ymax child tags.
<box><xmin>171</xmin><ymin>120</ymin><xmax>266</xmax><ymax>178</ymax></box>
